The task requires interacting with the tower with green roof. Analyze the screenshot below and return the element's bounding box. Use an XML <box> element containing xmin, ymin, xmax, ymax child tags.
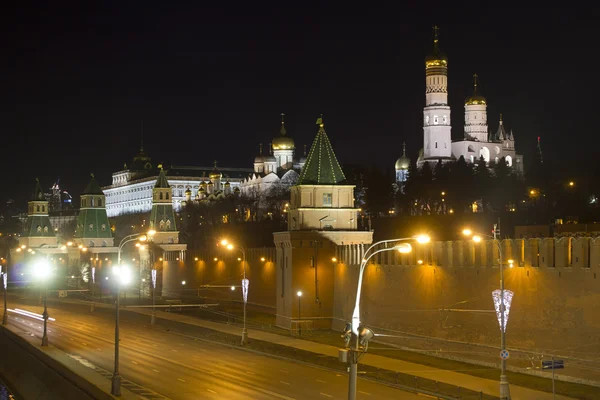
<box><xmin>149</xmin><ymin>166</ymin><xmax>179</xmax><ymax>244</ymax></box>
<box><xmin>274</xmin><ymin>117</ymin><xmax>372</xmax><ymax>330</ymax></box>
<box><xmin>74</xmin><ymin>174</ymin><xmax>114</xmax><ymax>247</ymax></box>
<box><xmin>21</xmin><ymin>179</ymin><xmax>58</xmax><ymax>248</ymax></box>
<box><xmin>288</xmin><ymin>118</ymin><xmax>359</xmax><ymax>230</ymax></box>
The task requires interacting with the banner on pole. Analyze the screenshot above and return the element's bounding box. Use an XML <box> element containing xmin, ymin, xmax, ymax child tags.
<box><xmin>242</xmin><ymin>278</ymin><xmax>249</xmax><ymax>303</ymax></box>
<box><xmin>2</xmin><ymin>272</ymin><xmax>6</xmax><ymax>290</ymax></box>
<box><xmin>152</xmin><ymin>269</ymin><xmax>157</xmax><ymax>289</ymax></box>
<box><xmin>92</xmin><ymin>267</ymin><xmax>96</xmax><ymax>284</ymax></box>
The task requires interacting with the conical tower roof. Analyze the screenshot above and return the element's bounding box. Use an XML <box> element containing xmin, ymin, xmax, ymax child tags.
<box><xmin>32</xmin><ymin>179</ymin><xmax>45</xmax><ymax>201</ymax></box>
<box><xmin>155</xmin><ymin>165</ymin><xmax>170</xmax><ymax>188</ymax></box>
<box><xmin>83</xmin><ymin>174</ymin><xmax>104</xmax><ymax>195</ymax></box>
<box><xmin>297</xmin><ymin>118</ymin><xmax>346</xmax><ymax>185</ymax></box>
<box><xmin>495</xmin><ymin>114</ymin><xmax>507</xmax><ymax>141</ymax></box>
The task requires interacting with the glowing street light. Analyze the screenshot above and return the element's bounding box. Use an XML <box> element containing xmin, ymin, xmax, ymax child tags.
<box><xmin>346</xmin><ymin>235</ymin><xmax>424</xmax><ymax>399</ymax></box>
<box><xmin>111</xmin><ymin>264</ymin><xmax>132</xmax><ymax>396</ymax></box>
<box><xmin>508</xmin><ymin>259</ymin><xmax>514</xmax><ymax>268</ymax></box>
<box><xmin>181</xmin><ymin>280</ymin><xmax>186</xmax><ymax>286</ymax></box>
<box><xmin>260</xmin><ymin>257</ymin><xmax>266</xmax><ymax>262</ymax></box>
<box><xmin>472</xmin><ymin>235</ymin><xmax>482</xmax><ymax>243</ymax></box>
<box><xmin>462</xmin><ymin>228</ymin><xmax>472</xmax><ymax>236</ymax></box>
<box><xmin>230</xmin><ymin>286</ymin><xmax>235</xmax><ymax>291</ymax></box>
<box><xmin>332</xmin><ymin>257</ymin><xmax>338</xmax><ymax>262</ymax></box>
<box><xmin>569</xmin><ymin>181</ymin><xmax>575</xmax><ymax>187</ymax></box>
<box><xmin>415</xmin><ymin>234</ymin><xmax>431</xmax><ymax>244</ymax></box>
<box><xmin>297</xmin><ymin>291</ymin><xmax>303</xmax><ymax>335</ymax></box>
<box><xmin>220</xmin><ymin>239</ymin><xmax>249</xmax><ymax>345</ymax></box>
<box><xmin>32</xmin><ymin>259</ymin><xmax>51</xmax><ymax>346</ymax></box>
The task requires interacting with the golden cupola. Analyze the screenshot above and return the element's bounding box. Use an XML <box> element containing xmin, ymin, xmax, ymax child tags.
<box><xmin>272</xmin><ymin>113</ymin><xmax>295</xmax><ymax>150</ymax></box>
<box><xmin>465</xmin><ymin>74</ymin><xmax>487</xmax><ymax>106</ymax></box>
<box><xmin>425</xmin><ymin>26</ymin><xmax>448</xmax><ymax>68</ymax></box>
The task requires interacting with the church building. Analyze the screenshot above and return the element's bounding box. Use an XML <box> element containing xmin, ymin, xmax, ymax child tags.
<box><xmin>411</xmin><ymin>27</ymin><xmax>524</xmax><ymax>172</ymax></box>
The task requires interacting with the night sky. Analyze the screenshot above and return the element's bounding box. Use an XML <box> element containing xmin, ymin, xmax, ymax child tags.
<box><xmin>3</xmin><ymin>3</ymin><xmax>594</xmax><ymax>207</ymax></box>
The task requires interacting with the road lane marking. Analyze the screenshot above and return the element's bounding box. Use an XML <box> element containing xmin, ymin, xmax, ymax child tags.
<box><xmin>280</xmin><ymin>369</ymin><xmax>289</xmax><ymax>374</ymax></box>
<box><xmin>320</xmin><ymin>393</ymin><xmax>333</xmax><ymax>398</ymax></box>
<box><xmin>177</xmin><ymin>378</ymin><xmax>186</xmax><ymax>383</ymax></box>
<box><xmin>279</xmin><ymin>381</ymin><xmax>290</xmax><ymax>385</ymax></box>
<box><xmin>247</xmin><ymin>371</ymin><xmax>255</xmax><ymax>375</ymax></box>
<box><xmin>207</xmin><ymin>389</ymin><xmax>217</xmax><ymax>394</ymax></box>
<box><xmin>82</xmin><ymin>342</ymin><xmax>87</xmax><ymax>346</ymax></box>
<box><xmin>96</xmin><ymin>348</ymin><xmax>102</xmax><ymax>351</ymax></box>
<box><xmin>316</xmin><ymin>379</ymin><xmax>326</xmax><ymax>383</ymax></box>
<box><xmin>336</xmin><ymin>374</ymin><xmax>343</xmax><ymax>377</ymax></box>
<box><xmin>171</xmin><ymin>349</ymin><xmax>178</xmax><ymax>352</ymax></box>
<box><xmin>132</xmin><ymin>361</ymin><xmax>138</xmax><ymax>365</ymax></box>
<box><xmin>152</xmin><ymin>369</ymin><xmax>159</xmax><ymax>373</ymax></box>
<box><xmin>358</xmin><ymin>391</ymin><xmax>370</xmax><ymax>396</ymax></box>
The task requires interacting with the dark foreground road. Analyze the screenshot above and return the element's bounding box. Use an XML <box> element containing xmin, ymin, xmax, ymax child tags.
<box><xmin>8</xmin><ymin>301</ymin><xmax>422</xmax><ymax>399</ymax></box>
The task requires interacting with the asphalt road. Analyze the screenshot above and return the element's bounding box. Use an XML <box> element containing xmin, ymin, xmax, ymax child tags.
<box><xmin>8</xmin><ymin>300</ymin><xmax>423</xmax><ymax>400</ymax></box>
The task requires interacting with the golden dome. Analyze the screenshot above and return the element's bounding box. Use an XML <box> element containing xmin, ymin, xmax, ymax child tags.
<box><xmin>465</xmin><ymin>74</ymin><xmax>486</xmax><ymax>106</ymax></box>
<box><xmin>209</xmin><ymin>161</ymin><xmax>222</xmax><ymax>180</ymax></box>
<box><xmin>395</xmin><ymin>143</ymin><xmax>410</xmax><ymax>170</ymax></box>
<box><xmin>272</xmin><ymin>120</ymin><xmax>295</xmax><ymax>150</ymax></box>
<box><xmin>425</xmin><ymin>26</ymin><xmax>448</xmax><ymax>67</ymax></box>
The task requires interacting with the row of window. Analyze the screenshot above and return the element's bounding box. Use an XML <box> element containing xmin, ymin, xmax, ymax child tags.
<box><xmin>35</xmin><ymin>225</ymin><xmax>49</xmax><ymax>233</ymax></box>
<box><xmin>30</xmin><ymin>205</ymin><xmax>46</xmax><ymax>213</ymax></box>
<box><xmin>424</xmin><ymin>115</ymin><xmax>449</xmax><ymax>125</ymax></box>
<box><xmin>81</xmin><ymin>197</ymin><xmax>102</xmax><ymax>207</ymax></box>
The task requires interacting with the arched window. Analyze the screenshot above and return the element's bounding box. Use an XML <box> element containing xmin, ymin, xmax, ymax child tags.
<box><xmin>506</xmin><ymin>155</ymin><xmax>513</xmax><ymax>167</ymax></box>
<box><xmin>160</xmin><ymin>192</ymin><xmax>163</xmax><ymax>200</ymax></box>
<box><xmin>101</xmin><ymin>224</ymin><xmax>106</xmax><ymax>231</ymax></box>
<box><xmin>37</xmin><ymin>205</ymin><xmax>40</xmax><ymax>212</ymax></box>
<box><xmin>89</xmin><ymin>224</ymin><xmax>94</xmax><ymax>231</ymax></box>
<box><xmin>98</xmin><ymin>199</ymin><xmax>102</xmax><ymax>207</ymax></box>
<box><xmin>159</xmin><ymin>220</ymin><xmax>165</xmax><ymax>229</ymax></box>
<box><xmin>37</xmin><ymin>226</ymin><xmax>42</xmax><ymax>232</ymax></box>
<box><xmin>42</xmin><ymin>205</ymin><xmax>45</xmax><ymax>212</ymax></box>
<box><xmin>166</xmin><ymin>192</ymin><xmax>170</xmax><ymax>200</ymax></box>
<box><xmin>91</xmin><ymin>197</ymin><xmax>95</xmax><ymax>207</ymax></box>
<box><xmin>166</xmin><ymin>220</ymin><xmax>171</xmax><ymax>228</ymax></box>
<box><xmin>43</xmin><ymin>226</ymin><xmax>48</xmax><ymax>233</ymax></box>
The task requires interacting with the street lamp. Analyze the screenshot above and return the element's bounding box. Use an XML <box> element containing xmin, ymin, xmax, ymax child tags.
<box><xmin>297</xmin><ymin>291</ymin><xmax>303</xmax><ymax>335</ymax></box>
<box><xmin>347</xmin><ymin>235</ymin><xmax>427</xmax><ymax>400</ymax></box>
<box><xmin>32</xmin><ymin>259</ymin><xmax>52</xmax><ymax>346</ymax></box>
<box><xmin>111</xmin><ymin>264</ymin><xmax>132</xmax><ymax>396</ymax></box>
<box><xmin>463</xmin><ymin>228</ymin><xmax>511</xmax><ymax>400</ymax></box>
<box><xmin>220</xmin><ymin>239</ymin><xmax>249</xmax><ymax>345</ymax></box>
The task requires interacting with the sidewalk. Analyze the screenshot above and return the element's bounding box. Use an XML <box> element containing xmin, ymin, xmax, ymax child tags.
<box><xmin>109</xmin><ymin>302</ymin><xmax>574</xmax><ymax>400</ymax></box>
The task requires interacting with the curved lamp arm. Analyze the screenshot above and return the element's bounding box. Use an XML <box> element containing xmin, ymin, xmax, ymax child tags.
<box><xmin>351</xmin><ymin>246</ymin><xmax>403</xmax><ymax>334</ymax></box>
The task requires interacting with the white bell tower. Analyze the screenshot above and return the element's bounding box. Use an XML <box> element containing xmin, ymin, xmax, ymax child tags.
<box><xmin>422</xmin><ymin>26</ymin><xmax>452</xmax><ymax>162</ymax></box>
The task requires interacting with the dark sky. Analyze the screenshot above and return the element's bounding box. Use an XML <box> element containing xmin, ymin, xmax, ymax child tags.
<box><xmin>3</xmin><ymin>3</ymin><xmax>594</xmax><ymax>206</ymax></box>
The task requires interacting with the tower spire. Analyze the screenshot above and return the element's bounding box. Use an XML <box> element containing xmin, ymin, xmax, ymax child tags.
<box><xmin>304</xmin><ymin>144</ymin><xmax>307</xmax><ymax>156</ymax></box>
<box><xmin>402</xmin><ymin>142</ymin><xmax>407</xmax><ymax>157</ymax></box>
<box><xmin>537</xmin><ymin>136</ymin><xmax>544</xmax><ymax>164</ymax></box>
<box><xmin>259</xmin><ymin>143</ymin><xmax>263</xmax><ymax>155</ymax></box>
<box><xmin>433</xmin><ymin>25</ymin><xmax>439</xmax><ymax>44</ymax></box>
<box><xmin>280</xmin><ymin>112</ymin><xmax>286</xmax><ymax>135</ymax></box>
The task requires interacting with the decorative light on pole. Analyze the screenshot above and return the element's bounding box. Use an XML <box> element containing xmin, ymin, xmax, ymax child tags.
<box><xmin>151</xmin><ymin>268</ymin><xmax>157</xmax><ymax>325</ymax></box>
<box><xmin>297</xmin><ymin>291</ymin><xmax>303</xmax><ymax>336</ymax></box>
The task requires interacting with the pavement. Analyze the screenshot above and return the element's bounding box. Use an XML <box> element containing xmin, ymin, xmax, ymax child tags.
<box><xmin>5</xmin><ymin>299</ymin><xmax>424</xmax><ymax>400</ymax></box>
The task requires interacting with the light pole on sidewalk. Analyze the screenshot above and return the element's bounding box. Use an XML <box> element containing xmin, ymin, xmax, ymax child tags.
<box><xmin>111</xmin><ymin>264</ymin><xmax>132</xmax><ymax>396</ymax></box>
<box><xmin>220</xmin><ymin>239</ymin><xmax>249</xmax><ymax>345</ymax></box>
<box><xmin>464</xmin><ymin>228</ymin><xmax>511</xmax><ymax>400</ymax></box>
<box><xmin>32</xmin><ymin>259</ymin><xmax>52</xmax><ymax>346</ymax></box>
<box><xmin>297</xmin><ymin>291</ymin><xmax>303</xmax><ymax>336</ymax></box>
<box><xmin>347</xmin><ymin>235</ymin><xmax>428</xmax><ymax>400</ymax></box>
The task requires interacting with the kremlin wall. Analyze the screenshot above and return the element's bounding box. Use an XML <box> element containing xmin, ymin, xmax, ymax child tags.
<box><xmin>157</xmin><ymin>236</ymin><xmax>600</xmax><ymax>370</ymax></box>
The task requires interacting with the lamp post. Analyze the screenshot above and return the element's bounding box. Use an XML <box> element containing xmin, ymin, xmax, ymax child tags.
<box><xmin>220</xmin><ymin>239</ymin><xmax>249</xmax><ymax>345</ymax></box>
<box><xmin>32</xmin><ymin>259</ymin><xmax>52</xmax><ymax>346</ymax></box>
<box><xmin>297</xmin><ymin>290</ymin><xmax>303</xmax><ymax>336</ymax></box>
<box><xmin>464</xmin><ymin>228</ymin><xmax>511</xmax><ymax>400</ymax></box>
<box><xmin>347</xmin><ymin>235</ymin><xmax>427</xmax><ymax>400</ymax></box>
<box><xmin>111</xmin><ymin>264</ymin><xmax>132</xmax><ymax>396</ymax></box>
